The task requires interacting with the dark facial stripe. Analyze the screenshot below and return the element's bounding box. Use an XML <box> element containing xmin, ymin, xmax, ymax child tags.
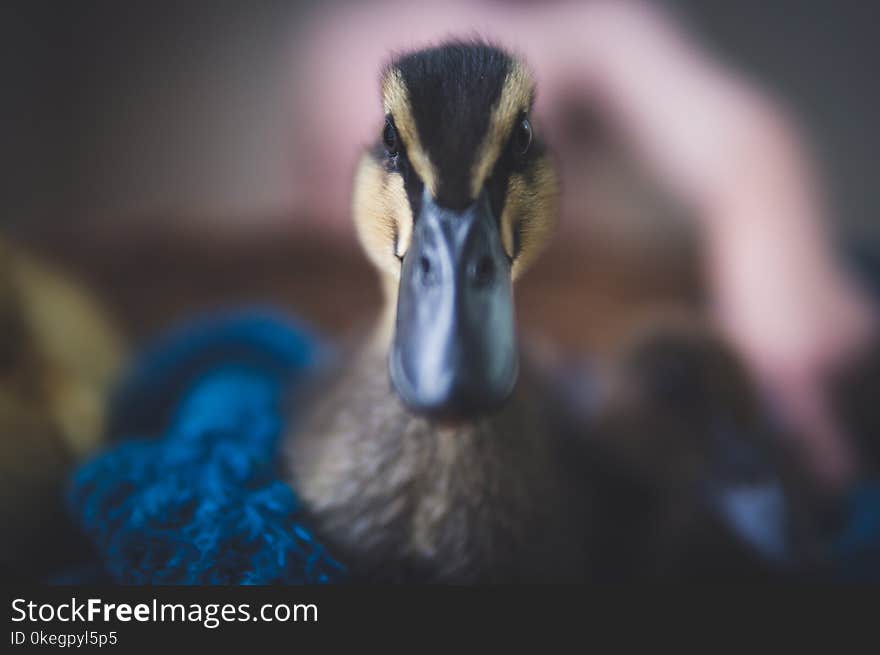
<box><xmin>390</xmin><ymin>42</ymin><xmax>513</xmax><ymax>210</ymax></box>
<box><xmin>382</xmin><ymin>70</ymin><xmax>437</xmax><ymax>197</ymax></box>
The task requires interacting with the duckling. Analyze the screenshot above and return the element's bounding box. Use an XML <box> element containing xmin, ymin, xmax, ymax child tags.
<box><xmin>585</xmin><ymin>317</ymin><xmax>825</xmax><ymax>580</ymax></box>
<box><xmin>284</xmin><ymin>42</ymin><xmax>590</xmax><ymax>583</ymax></box>
<box><xmin>0</xmin><ymin>234</ymin><xmax>125</xmax><ymax>578</ymax></box>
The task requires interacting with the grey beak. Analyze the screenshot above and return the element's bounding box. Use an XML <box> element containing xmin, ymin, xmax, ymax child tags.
<box><xmin>390</xmin><ymin>187</ymin><xmax>517</xmax><ymax>418</ymax></box>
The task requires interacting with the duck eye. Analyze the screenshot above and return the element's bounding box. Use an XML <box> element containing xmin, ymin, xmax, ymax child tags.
<box><xmin>383</xmin><ymin>119</ymin><xmax>398</xmax><ymax>154</ymax></box>
<box><xmin>515</xmin><ymin>117</ymin><xmax>532</xmax><ymax>156</ymax></box>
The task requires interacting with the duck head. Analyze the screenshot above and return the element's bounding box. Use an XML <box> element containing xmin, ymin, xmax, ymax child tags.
<box><xmin>352</xmin><ymin>41</ymin><xmax>559</xmax><ymax>420</ymax></box>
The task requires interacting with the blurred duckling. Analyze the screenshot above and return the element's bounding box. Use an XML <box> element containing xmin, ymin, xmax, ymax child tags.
<box><xmin>585</xmin><ymin>317</ymin><xmax>826</xmax><ymax>580</ymax></box>
<box><xmin>0</xmin><ymin>234</ymin><xmax>125</xmax><ymax>578</ymax></box>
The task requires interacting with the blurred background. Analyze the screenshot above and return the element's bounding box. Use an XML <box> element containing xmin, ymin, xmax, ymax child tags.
<box><xmin>1</xmin><ymin>0</ymin><xmax>878</xmax><ymax>581</ymax></box>
<box><xmin>3</xmin><ymin>0</ymin><xmax>878</xmax><ymax>235</ymax></box>
<box><xmin>0</xmin><ymin>0</ymin><xmax>876</xmax><ymax>344</ymax></box>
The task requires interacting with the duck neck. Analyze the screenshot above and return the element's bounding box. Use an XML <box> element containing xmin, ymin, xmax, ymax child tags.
<box><xmin>285</xmin><ymin>325</ymin><xmax>589</xmax><ymax>582</ymax></box>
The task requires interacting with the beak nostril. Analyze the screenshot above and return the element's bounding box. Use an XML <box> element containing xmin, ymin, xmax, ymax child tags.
<box><xmin>471</xmin><ymin>255</ymin><xmax>495</xmax><ymax>288</ymax></box>
<box><xmin>419</xmin><ymin>255</ymin><xmax>436</xmax><ymax>285</ymax></box>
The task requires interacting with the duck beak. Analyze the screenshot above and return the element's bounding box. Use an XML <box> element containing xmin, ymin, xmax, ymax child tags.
<box><xmin>390</xmin><ymin>187</ymin><xmax>517</xmax><ymax>419</ymax></box>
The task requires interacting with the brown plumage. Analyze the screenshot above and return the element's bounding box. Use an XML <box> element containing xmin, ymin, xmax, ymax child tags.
<box><xmin>287</xmin><ymin>341</ymin><xmax>589</xmax><ymax>582</ymax></box>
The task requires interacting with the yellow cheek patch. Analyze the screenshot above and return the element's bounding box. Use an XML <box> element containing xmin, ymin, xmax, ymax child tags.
<box><xmin>471</xmin><ymin>62</ymin><xmax>533</xmax><ymax>200</ymax></box>
<box><xmin>352</xmin><ymin>155</ymin><xmax>414</xmax><ymax>278</ymax></box>
<box><xmin>382</xmin><ymin>69</ymin><xmax>438</xmax><ymax>198</ymax></box>
<box><xmin>501</xmin><ymin>157</ymin><xmax>559</xmax><ymax>280</ymax></box>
